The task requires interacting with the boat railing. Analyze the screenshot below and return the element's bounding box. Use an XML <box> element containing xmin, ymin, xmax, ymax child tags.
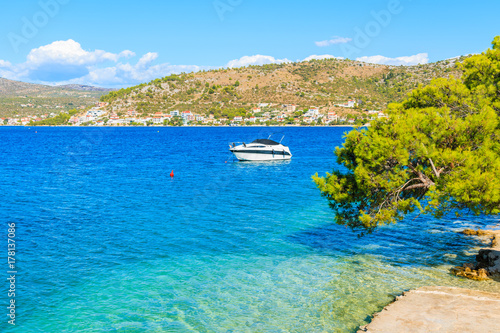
<box><xmin>266</xmin><ymin>133</ymin><xmax>285</xmax><ymax>144</ymax></box>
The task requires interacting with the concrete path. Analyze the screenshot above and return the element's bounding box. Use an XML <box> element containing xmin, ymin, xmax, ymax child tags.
<box><xmin>358</xmin><ymin>286</ymin><xmax>500</xmax><ymax>333</ymax></box>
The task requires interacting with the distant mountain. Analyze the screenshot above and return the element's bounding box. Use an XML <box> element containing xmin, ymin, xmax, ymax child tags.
<box><xmin>57</xmin><ymin>84</ymin><xmax>116</xmax><ymax>92</ymax></box>
<box><xmin>0</xmin><ymin>78</ymin><xmax>115</xmax><ymax>96</ymax></box>
<box><xmin>0</xmin><ymin>78</ymin><xmax>109</xmax><ymax>117</ymax></box>
<box><xmin>0</xmin><ymin>78</ymin><xmax>54</xmax><ymax>96</ymax></box>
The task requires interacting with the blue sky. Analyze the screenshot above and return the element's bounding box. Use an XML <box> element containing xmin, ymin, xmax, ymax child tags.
<box><xmin>0</xmin><ymin>0</ymin><xmax>498</xmax><ymax>88</ymax></box>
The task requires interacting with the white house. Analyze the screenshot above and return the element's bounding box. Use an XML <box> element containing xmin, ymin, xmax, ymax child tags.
<box><xmin>327</xmin><ymin>112</ymin><xmax>338</xmax><ymax>122</ymax></box>
<box><xmin>309</xmin><ymin>107</ymin><xmax>319</xmax><ymax>115</ymax></box>
<box><xmin>181</xmin><ymin>111</ymin><xmax>192</xmax><ymax>118</ymax></box>
<box><xmin>304</xmin><ymin>107</ymin><xmax>320</xmax><ymax>117</ymax></box>
<box><xmin>152</xmin><ymin>117</ymin><xmax>164</xmax><ymax>124</ymax></box>
<box><xmin>337</xmin><ymin>100</ymin><xmax>356</xmax><ymax>108</ymax></box>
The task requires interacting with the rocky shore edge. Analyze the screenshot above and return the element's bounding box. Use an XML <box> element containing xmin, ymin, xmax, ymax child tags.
<box><xmin>451</xmin><ymin>229</ymin><xmax>500</xmax><ymax>281</ymax></box>
<box><xmin>358</xmin><ymin>228</ymin><xmax>500</xmax><ymax>333</ymax></box>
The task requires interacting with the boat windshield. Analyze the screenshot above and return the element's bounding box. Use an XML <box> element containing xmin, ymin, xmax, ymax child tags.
<box><xmin>251</xmin><ymin>139</ymin><xmax>280</xmax><ymax>145</ymax></box>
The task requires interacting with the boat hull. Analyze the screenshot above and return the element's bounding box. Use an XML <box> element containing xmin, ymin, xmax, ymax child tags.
<box><xmin>229</xmin><ymin>139</ymin><xmax>292</xmax><ymax>161</ymax></box>
<box><xmin>232</xmin><ymin>151</ymin><xmax>292</xmax><ymax>161</ymax></box>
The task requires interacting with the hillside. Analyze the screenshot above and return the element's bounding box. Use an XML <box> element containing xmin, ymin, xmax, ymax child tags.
<box><xmin>0</xmin><ymin>78</ymin><xmax>110</xmax><ymax>117</ymax></box>
<box><xmin>98</xmin><ymin>56</ymin><xmax>467</xmax><ymax>119</ymax></box>
<box><xmin>57</xmin><ymin>84</ymin><xmax>115</xmax><ymax>92</ymax></box>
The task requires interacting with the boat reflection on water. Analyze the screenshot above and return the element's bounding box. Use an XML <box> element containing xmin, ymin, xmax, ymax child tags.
<box><xmin>232</xmin><ymin>159</ymin><xmax>292</xmax><ymax>166</ymax></box>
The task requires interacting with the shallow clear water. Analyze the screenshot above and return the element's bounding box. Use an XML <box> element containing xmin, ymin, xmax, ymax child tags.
<box><xmin>1</xmin><ymin>126</ymin><xmax>499</xmax><ymax>332</ymax></box>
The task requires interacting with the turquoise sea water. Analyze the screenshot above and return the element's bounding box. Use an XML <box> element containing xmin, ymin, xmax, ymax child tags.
<box><xmin>1</xmin><ymin>126</ymin><xmax>499</xmax><ymax>332</ymax></box>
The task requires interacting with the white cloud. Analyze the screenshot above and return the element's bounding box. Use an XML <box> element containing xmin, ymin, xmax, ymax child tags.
<box><xmin>0</xmin><ymin>39</ymin><xmax>139</xmax><ymax>83</ymax></box>
<box><xmin>0</xmin><ymin>39</ymin><xmax>432</xmax><ymax>88</ymax></box>
<box><xmin>0</xmin><ymin>60</ymin><xmax>12</xmax><ymax>68</ymax></box>
<box><xmin>3</xmin><ymin>45</ymin><xmax>293</xmax><ymax>87</ymax></box>
<box><xmin>136</xmin><ymin>52</ymin><xmax>159</xmax><ymax>69</ymax></box>
<box><xmin>315</xmin><ymin>36</ymin><xmax>352</xmax><ymax>47</ymax></box>
<box><xmin>119</xmin><ymin>50</ymin><xmax>136</xmax><ymax>58</ymax></box>
<box><xmin>226</xmin><ymin>55</ymin><xmax>291</xmax><ymax>68</ymax></box>
<box><xmin>356</xmin><ymin>53</ymin><xmax>429</xmax><ymax>66</ymax></box>
<box><xmin>0</xmin><ymin>39</ymin><xmax>196</xmax><ymax>87</ymax></box>
<box><xmin>303</xmin><ymin>55</ymin><xmax>344</xmax><ymax>62</ymax></box>
<box><xmin>26</xmin><ymin>39</ymin><xmax>134</xmax><ymax>66</ymax></box>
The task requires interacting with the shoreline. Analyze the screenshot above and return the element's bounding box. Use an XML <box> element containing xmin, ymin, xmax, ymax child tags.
<box><xmin>359</xmin><ymin>228</ymin><xmax>500</xmax><ymax>332</ymax></box>
<box><xmin>1</xmin><ymin>125</ymin><xmax>357</xmax><ymax>128</ymax></box>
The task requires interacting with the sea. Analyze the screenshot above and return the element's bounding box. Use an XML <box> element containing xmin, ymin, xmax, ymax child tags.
<box><xmin>1</xmin><ymin>126</ymin><xmax>499</xmax><ymax>332</ymax></box>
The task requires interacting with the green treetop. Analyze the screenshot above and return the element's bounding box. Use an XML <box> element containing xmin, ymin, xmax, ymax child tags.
<box><xmin>313</xmin><ymin>36</ymin><xmax>500</xmax><ymax>233</ymax></box>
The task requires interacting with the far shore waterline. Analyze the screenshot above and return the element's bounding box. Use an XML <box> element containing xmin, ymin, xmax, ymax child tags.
<box><xmin>2</xmin><ymin>125</ymin><xmax>358</xmax><ymax>128</ymax></box>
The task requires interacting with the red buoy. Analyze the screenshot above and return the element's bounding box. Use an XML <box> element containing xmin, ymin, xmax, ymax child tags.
<box><xmin>170</xmin><ymin>170</ymin><xmax>174</xmax><ymax>177</ymax></box>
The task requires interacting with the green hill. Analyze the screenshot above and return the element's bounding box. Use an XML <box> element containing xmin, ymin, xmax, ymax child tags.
<box><xmin>98</xmin><ymin>56</ymin><xmax>468</xmax><ymax>117</ymax></box>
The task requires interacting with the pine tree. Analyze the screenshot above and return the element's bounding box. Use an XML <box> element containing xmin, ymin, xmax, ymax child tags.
<box><xmin>313</xmin><ymin>37</ymin><xmax>500</xmax><ymax>233</ymax></box>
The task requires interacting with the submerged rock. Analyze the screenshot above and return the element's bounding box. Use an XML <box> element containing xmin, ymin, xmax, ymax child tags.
<box><xmin>450</xmin><ymin>264</ymin><xmax>489</xmax><ymax>281</ymax></box>
<box><xmin>461</xmin><ymin>228</ymin><xmax>490</xmax><ymax>236</ymax></box>
<box><xmin>478</xmin><ymin>268</ymin><xmax>488</xmax><ymax>279</ymax></box>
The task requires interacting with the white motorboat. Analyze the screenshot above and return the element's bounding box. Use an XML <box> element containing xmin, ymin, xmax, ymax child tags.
<box><xmin>229</xmin><ymin>136</ymin><xmax>292</xmax><ymax>161</ymax></box>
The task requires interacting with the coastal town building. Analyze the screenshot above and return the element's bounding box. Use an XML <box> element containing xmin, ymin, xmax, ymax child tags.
<box><xmin>181</xmin><ymin>111</ymin><xmax>192</xmax><ymax>118</ymax></box>
<box><xmin>336</xmin><ymin>100</ymin><xmax>356</xmax><ymax>108</ymax></box>
<box><xmin>304</xmin><ymin>107</ymin><xmax>320</xmax><ymax>117</ymax></box>
<box><xmin>368</xmin><ymin>110</ymin><xmax>387</xmax><ymax>119</ymax></box>
<box><xmin>152</xmin><ymin>116</ymin><xmax>163</xmax><ymax>124</ymax></box>
<box><xmin>327</xmin><ymin>111</ymin><xmax>338</xmax><ymax>122</ymax></box>
<box><xmin>3</xmin><ymin>97</ymin><xmax>378</xmax><ymax>127</ymax></box>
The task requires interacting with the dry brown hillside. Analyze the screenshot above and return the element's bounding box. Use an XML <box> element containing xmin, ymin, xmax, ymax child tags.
<box><xmin>100</xmin><ymin>56</ymin><xmax>466</xmax><ymax>117</ymax></box>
